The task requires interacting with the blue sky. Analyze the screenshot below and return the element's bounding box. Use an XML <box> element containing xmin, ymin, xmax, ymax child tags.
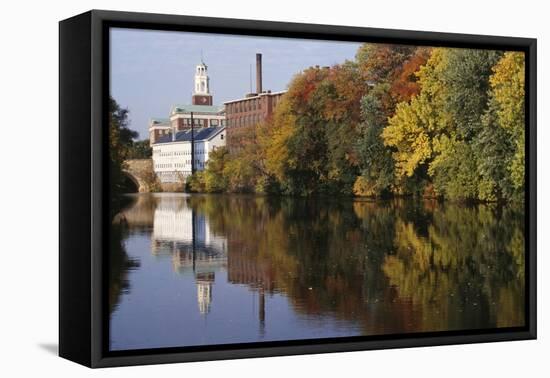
<box><xmin>110</xmin><ymin>28</ymin><xmax>363</xmax><ymax>139</ymax></box>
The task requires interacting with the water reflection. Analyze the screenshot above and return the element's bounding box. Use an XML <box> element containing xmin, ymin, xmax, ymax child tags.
<box><xmin>109</xmin><ymin>194</ymin><xmax>525</xmax><ymax>351</ymax></box>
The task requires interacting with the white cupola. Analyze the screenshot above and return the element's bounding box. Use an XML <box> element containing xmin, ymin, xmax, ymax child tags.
<box><xmin>194</xmin><ymin>61</ymin><xmax>210</xmax><ymax>95</ymax></box>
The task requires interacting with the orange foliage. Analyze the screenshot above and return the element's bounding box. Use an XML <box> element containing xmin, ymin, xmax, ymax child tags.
<box><xmin>390</xmin><ymin>48</ymin><xmax>431</xmax><ymax>103</ymax></box>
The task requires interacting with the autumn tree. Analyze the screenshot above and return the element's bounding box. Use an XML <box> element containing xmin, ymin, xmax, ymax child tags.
<box><xmin>196</xmin><ymin>44</ymin><xmax>524</xmax><ymax>203</ymax></box>
<box><xmin>383</xmin><ymin>48</ymin><xmax>509</xmax><ymax>201</ymax></box>
<box><xmin>264</xmin><ymin>63</ymin><xmax>365</xmax><ymax>195</ymax></box>
<box><xmin>486</xmin><ymin>52</ymin><xmax>526</xmax><ymax>200</ymax></box>
<box><xmin>354</xmin><ymin>45</ymin><xmax>430</xmax><ymax>196</ymax></box>
<box><xmin>383</xmin><ymin>48</ymin><xmax>450</xmax><ymax>196</ymax></box>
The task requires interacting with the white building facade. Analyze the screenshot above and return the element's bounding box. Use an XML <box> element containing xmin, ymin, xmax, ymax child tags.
<box><xmin>152</xmin><ymin>126</ymin><xmax>226</xmax><ymax>183</ymax></box>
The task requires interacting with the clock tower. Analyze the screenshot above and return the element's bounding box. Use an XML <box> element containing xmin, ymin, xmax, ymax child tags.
<box><xmin>192</xmin><ymin>61</ymin><xmax>213</xmax><ymax>106</ymax></box>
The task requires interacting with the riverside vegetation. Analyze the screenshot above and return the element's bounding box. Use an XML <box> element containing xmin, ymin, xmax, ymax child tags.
<box><xmin>187</xmin><ymin>45</ymin><xmax>525</xmax><ymax>203</ymax></box>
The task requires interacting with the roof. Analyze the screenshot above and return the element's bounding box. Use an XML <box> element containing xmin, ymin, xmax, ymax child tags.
<box><xmin>149</xmin><ymin>118</ymin><xmax>170</xmax><ymax>126</ymax></box>
<box><xmin>170</xmin><ymin>104</ymin><xmax>225</xmax><ymax>115</ymax></box>
<box><xmin>154</xmin><ymin>126</ymin><xmax>225</xmax><ymax>144</ymax></box>
<box><xmin>223</xmin><ymin>90</ymin><xmax>287</xmax><ymax>105</ymax></box>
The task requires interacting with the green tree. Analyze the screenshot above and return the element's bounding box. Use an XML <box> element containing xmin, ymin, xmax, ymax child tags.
<box><xmin>429</xmin><ymin>49</ymin><xmax>502</xmax><ymax>201</ymax></box>
<box><xmin>354</xmin><ymin>84</ymin><xmax>395</xmax><ymax>196</ymax></box>
<box><xmin>109</xmin><ymin>96</ymin><xmax>137</xmax><ymax>209</ymax></box>
<box><xmin>475</xmin><ymin>102</ymin><xmax>515</xmax><ymax>201</ymax></box>
<box><xmin>127</xmin><ymin>139</ymin><xmax>152</xmax><ymax>159</ymax></box>
<box><xmin>203</xmin><ymin>147</ymin><xmax>229</xmax><ymax>192</ymax></box>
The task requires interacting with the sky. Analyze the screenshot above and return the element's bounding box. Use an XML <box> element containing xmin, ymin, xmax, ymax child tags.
<box><xmin>110</xmin><ymin>28</ymin><xmax>363</xmax><ymax>139</ymax></box>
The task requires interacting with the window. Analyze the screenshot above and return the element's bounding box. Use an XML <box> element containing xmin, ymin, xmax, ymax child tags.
<box><xmin>221</xmin><ymin>134</ymin><xmax>224</xmax><ymax>140</ymax></box>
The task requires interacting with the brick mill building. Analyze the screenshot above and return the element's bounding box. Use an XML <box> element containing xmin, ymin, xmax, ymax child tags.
<box><xmin>224</xmin><ymin>54</ymin><xmax>286</xmax><ymax>153</ymax></box>
<box><xmin>149</xmin><ymin>54</ymin><xmax>287</xmax><ymax>185</ymax></box>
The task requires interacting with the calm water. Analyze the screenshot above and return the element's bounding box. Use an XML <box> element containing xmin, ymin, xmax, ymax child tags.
<box><xmin>109</xmin><ymin>193</ymin><xmax>525</xmax><ymax>351</ymax></box>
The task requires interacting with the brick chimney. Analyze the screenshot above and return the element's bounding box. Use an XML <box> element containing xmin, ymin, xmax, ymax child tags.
<box><xmin>256</xmin><ymin>53</ymin><xmax>262</xmax><ymax>94</ymax></box>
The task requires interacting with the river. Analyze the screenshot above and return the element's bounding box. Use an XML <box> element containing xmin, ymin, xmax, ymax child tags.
<box><xmin>109</xmin><ymin>193</ymin><xmax>525</xmax><ymax>351</ymax></box>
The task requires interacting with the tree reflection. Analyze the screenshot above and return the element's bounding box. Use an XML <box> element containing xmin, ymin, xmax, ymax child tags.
<box><xmin>111</xmin><ymin>193</ymin><xmax>525</xmax><ymax>337</ymax></box>
<box><xmin>109</xmin><ymin>221</ymin><xmax>140</xmax><ymax>315</ymax></box>
<box><xmin>187</xmin><ymin>195</ymin><xmax>525</xmax><ymax>334</ymax></box>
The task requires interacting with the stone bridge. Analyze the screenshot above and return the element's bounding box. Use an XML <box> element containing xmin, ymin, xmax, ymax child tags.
<box><xmin>123</xmin><ymin>159</ymin><xmax>156</xmax><ymax>193</ymax></box>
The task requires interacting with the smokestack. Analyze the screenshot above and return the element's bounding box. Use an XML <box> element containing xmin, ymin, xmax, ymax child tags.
<box><xmin>256</xmin><ymin>53</ymin><xmax>262</xmax><ymax>94</ymax></box>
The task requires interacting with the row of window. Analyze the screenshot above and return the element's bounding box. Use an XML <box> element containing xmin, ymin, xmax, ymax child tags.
<box><xmin>227</xmin><ymin>114</ymin><xmax>261</xmax><ymax>128</ymax></box>
<box><xmin>227</xmin><ymin>99</ymin><xmax>262</xmax><ymax>113</ymax></box>
<box><xmin>155</xmin><ymin>161</ymin><xmax>205</xmax><ymax>169</ymax></box>
<box><xmin>180</xmin><ymin>118</ymin><xmax>225</xmax><ymax>127</ymax></box>
<box><xmin>156</xmin><ymin>149</ymin><xmax>207</xmax><ymax>157</ymax></box>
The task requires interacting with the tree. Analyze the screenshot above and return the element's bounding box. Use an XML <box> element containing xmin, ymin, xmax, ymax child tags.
<box><xmin>488</xmin><ymin>52</ymin><xmax>526</xmax><ymax>199</ymax></box>
<box><xmin>383</xmin><ymin>48</ymin><xmax>507</xmax><ymax>201</ymax></box>
<box><xmin>354</xmin><ymin>45</ymin><xmax>430</xmax><ymax>197</ymax></box>
<box><xmin>127</xmin><ymin>139</ymin><xmax>152</xmax><ymax>159</ymax></box>
<box><xmin>429</xmin><ymin>49</ymin><xmax>502</xmax><ymax>201</ymax></box>
<box><xmin>109</xmin><ymin>96</ymin><xmax>137</xmax><ymax>209</ymax></box>
<box><xmin>203</xmin><ymin>147</ymin><xmax>229</xmax><ymax>192</ymax></box>
<box><xmin>354</xmin><ymin>84</ymin><xmax>395</xmax><ymax>196</ymax></box>
<box><xmin>475</xmin><ymin>102</ymin><xmax>515</xmax><ymax>201</ymax></box>
<box><xmin>382</xmin><ymin>49</ymin><xmax>450</xmax><ymax>196</ymax></box>
<box><xmin>441</xmin><ymin>49</ymin><xmax>502</xmax><ymax>141</ymax></box>
<box><xmin>264</xmin><ymin>64</ymin><xmax>365</xmax><ymax>196</ymax></box>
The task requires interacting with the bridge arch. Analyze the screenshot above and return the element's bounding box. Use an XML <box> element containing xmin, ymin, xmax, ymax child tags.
<box><xmin>122</xmin><ymin>159</ymin><xmax>155</xmax><ymax>193</ymax></box>
<box><xmin>121</xmin><ymin>171</ymin><xmax>141</xmax><ymax>193</ymax></box>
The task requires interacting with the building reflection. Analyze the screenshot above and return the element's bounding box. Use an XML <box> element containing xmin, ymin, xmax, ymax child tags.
<box><xmin>151</xmin><ymin>195</ymin><xmax>269</xmax><ymax>331</ymax></box>
<box><xmin>196</xmin><ymin>272</ymin><xmax>215</xmax><ymax>315</ymax></box>
<box><xmin>227</xmin><ymin>248</ymin><xmax>275</xmax><ymax>335</ymax></box>
<box><xmin>148</xmin><ymin>195</ymin><xmax>227</xmax><ymax>316</ymax></box>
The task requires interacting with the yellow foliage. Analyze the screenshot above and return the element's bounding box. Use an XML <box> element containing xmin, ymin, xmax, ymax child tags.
<box><xmin>382</xmin><ymin>49</ymin><xmax>451</xmax><ymax>179</ymax></box>
<box><xmin>263</xmin><ymin>97</ymin><xmax>297</xmax><ymax>182</ymax></box>
<box><xmin>352</xmin><ymin>175</ymin><xmax>378</xmax><ymax>197</ymax></box>
<box><xmin>490</xmin><ymin>52</ymin><xmax>525</xmax><ymax>135</ymax></box>
<box><xmin>489</xmin><ymin>51</ymin><xmax>526</xmax><ymax>190</ymax></box>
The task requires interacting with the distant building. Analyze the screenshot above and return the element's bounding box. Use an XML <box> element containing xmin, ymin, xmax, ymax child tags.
<box><xmin>148</xmin><ymin>118</ymin><xmax>171</xmax><ymax>146</ymax></box>
<box><xmin>152</xmin><ymin>126</ymin><xmax>226</xmax><ymax>183</ymax></box>
<box><xmin>224</xmin><ymin>53</ymin><xmax>286</xmax><ymax>153</ymax></box>
<box><xmin>192</xmin><ymin>61</ymin><xmax>213</xmax><ymax>106</ymax></box>
<box><xmin>150</xmin><ymin>59</ymin><xmax>227</xmax><ymax>183</ymax></box>
<box><xmin>149</xmin><ymin>61</ymin><xmax>226</xmax><ymax>146</ymax></box>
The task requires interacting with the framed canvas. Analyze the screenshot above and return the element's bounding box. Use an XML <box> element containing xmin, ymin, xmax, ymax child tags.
<box><xmin>59</xmin><ymin>10</ymin><xmax>537</xmax><ymax>368</ymax></box>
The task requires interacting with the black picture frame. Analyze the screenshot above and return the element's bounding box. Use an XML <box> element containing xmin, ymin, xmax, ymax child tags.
<box><xmin>59</xmin><ymin>9</ymin><xmax>537</xmax><ymax>368</ymax></box>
